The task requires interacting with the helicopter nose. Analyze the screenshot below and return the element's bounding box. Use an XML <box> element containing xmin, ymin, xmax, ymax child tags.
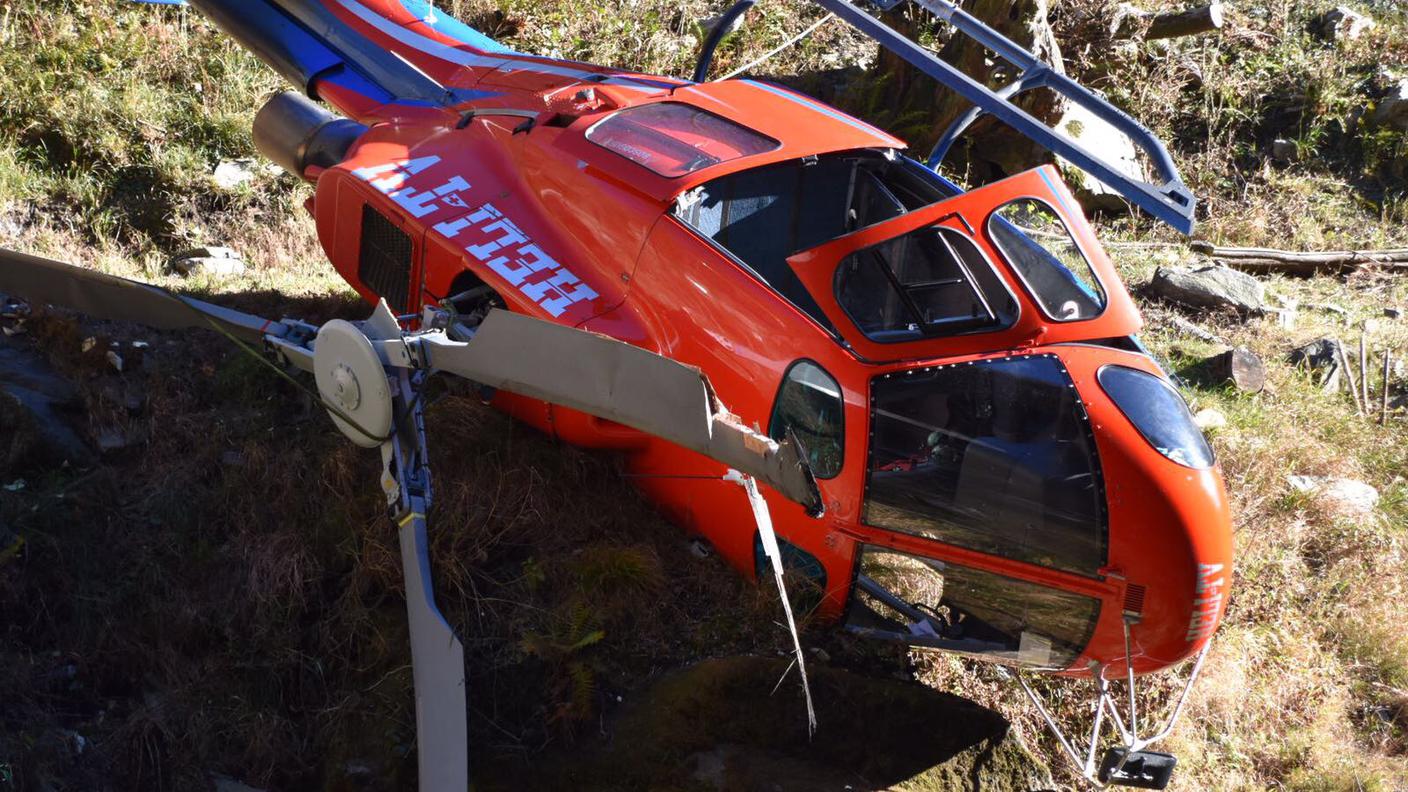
<box><xmin>1077</xmin><ymin>359</ymin><xmax>1234</xmax><ymax>675</ymax></box>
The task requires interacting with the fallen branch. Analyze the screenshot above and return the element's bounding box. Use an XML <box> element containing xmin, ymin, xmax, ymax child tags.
<box><xmin>1189</xmin><ymin>240</ymin><xmax>1408</xmax><ymax>275</ymax></box>
<box><xmin>1115</xmin><ymin>3</ymin><xmax>1226</xmax><ymax>40</ymax></box>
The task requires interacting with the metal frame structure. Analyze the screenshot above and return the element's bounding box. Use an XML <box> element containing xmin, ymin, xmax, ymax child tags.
<box><xmin>694</xmin><ymin>0</ymin><xmax>1197</xmax><ymax>233</ymax></box>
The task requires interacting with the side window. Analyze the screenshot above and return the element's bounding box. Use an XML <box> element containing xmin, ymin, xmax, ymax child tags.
<box><xmin>769</xmin><ymin>360</ymin><xmax>844</xmax><ymax>479</ymax></box>
<box><xmin>988</xmin><ymin>198</ymin><xmax>1105</xmax><ymax>321</ymax></box>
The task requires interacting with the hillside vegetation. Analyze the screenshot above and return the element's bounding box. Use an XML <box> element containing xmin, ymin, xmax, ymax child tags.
<box><xmin>2</xmin><ymin>1</ymin><xmax>1407</xmax><ymax>790</ymax></box>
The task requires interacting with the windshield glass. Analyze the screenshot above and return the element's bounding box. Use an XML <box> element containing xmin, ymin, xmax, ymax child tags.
<box><xmin>865</xmin><ymin>354</ymin><xmax>1106</xmax><ymax>575</ymax></box>
<box><xmin>586</xmin><ymin>102</ymin><xmax>778</xmax><ymax>178</ymax></box>
<box><xmin>849</xmin><ymin>545</ymin><xmax>1100</xmax><ymax>668</ymax></box>
<box><xmin>835</xmin><ymin>226</ymin><xmax>1019</xmax><ymax>342</ymax></box>
<box><xmin>988</xmin><ymin>198</ymin><xmax>1105</xmax><ymax>321</ymax></box>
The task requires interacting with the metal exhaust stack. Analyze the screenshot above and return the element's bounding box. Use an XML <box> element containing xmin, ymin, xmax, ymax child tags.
<box><xmin>252</xmin><ymin>91</ymin><xmax>368</xmax><ymax>180</ymax></box>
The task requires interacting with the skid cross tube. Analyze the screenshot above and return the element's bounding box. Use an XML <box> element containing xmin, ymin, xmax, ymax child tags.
<box><xmin>810</xmin><ymin>0</ymin><xmax>1197</xmax><ymax>233</ymax></box>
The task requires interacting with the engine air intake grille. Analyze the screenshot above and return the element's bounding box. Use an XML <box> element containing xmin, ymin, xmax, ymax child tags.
<box><xmin>1123</xmin><ymin>583</ymin><xmax>1147</xmax><ymax>616</ymax></box>
<box><xmin>358</xmin><ymin>204</ymin><xmax>412</xmax><ymax>313</ymax></box>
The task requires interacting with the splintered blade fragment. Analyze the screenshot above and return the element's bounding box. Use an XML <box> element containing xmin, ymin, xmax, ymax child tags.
<box><xmin>420</xmin><ymin>309</ymin><xmax>821</xmax><ymax>512</ymax></box>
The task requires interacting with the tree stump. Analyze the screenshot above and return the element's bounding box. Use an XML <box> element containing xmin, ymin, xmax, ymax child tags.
<box><xmin>1208</xmin><ymin>347</ymin><xmax>1266</xmax><ymax>392</ymax></box>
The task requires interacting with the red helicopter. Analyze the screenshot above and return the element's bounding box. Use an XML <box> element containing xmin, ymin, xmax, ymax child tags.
<box><xmin>0</xmin><ymin>0</ymin><xmax>1231</xmax><ymax>788</ymax></box>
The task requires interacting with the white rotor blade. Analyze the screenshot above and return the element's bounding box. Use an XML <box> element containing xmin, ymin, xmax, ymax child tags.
<box><xmin>0</xmin><ymin>247</ymin><xmax>287</xmax><ymax>342</ymax></box>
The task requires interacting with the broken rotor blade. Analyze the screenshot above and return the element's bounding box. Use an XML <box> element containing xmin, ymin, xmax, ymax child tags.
<box><xmin>419</xmin><ymin>309</ymin><xmax>822</xmax><ymax>513</ymax></box>
<box><xmin>0</xmin><ymin>247</ymin><xmax>289</xmax><ymax>343</ymax></box>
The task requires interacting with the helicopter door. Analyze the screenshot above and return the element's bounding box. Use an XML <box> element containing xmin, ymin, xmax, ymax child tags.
<box><xmin>786</xmin><ymin>165</ymin><xmax>1142</xmax><ymax>363</ymax></box>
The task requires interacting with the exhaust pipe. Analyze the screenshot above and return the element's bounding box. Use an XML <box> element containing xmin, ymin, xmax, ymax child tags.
<box><xmin>253</xmin><ymin>91</ymin><xmax>368</xmax><ymax>180</ymax></box>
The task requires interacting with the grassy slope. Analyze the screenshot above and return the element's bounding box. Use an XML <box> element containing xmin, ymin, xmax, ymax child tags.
<box><xmin>1</xmin><ymin>0</ymin><xmax>1407</xmax><ymax>790</ymax></box>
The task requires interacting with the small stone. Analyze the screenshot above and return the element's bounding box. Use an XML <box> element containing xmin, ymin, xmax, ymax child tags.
<box><xmin>1362</xmin><ymin>318</ymin><xmax>1382</xmax><ymax>333</ymax></box>
<box><xmin>1147</xmin><ymin>265</ymin><xmax>1265</xmax><ymax>314</ymax></box>
<box><xmin>212</xmin><ymin>159</ymin><xmax>257</xmax><ymax>190</ymax></box>
<box><xmin>1318</xmin><ymin>6</ymin><xmax>1376</xmax><ymax>41</ymax></box>
<box><xmin>1288</xmin><ymin>475</ymin><xmax>1379</xmax><ymax>517</ymax></box>
<box><xmin>1385</xmin><ymin>307</ymin><xmax>1402</xmax><ymax>319</ymax></box>
<box><xmin>1193</xmin><ymin>408</ymin><xmax>1227</xmax><ymax>430</ymax></box>
<box><xmin>81</xmin><ymin>337</ymin><xmax>98</xmax><ymax>353</ymax></box>
<box><xmin>105</xmin><ymin>350</ymin><xmax>124</xmax><ymax>372</ymax></box>
<box><xmin>1373</xmin><ymin>77</ymin><xmax>1408</xmax><ymax>132</ymax></box>
<box><xmin>169</xmin><ymin>246</ymin><xmax>246</xmax><ymax>278</ymax></box>
<box><xmin>1270</xmin><ymin>139</ymin><xmax>1298</xmax><ymax>163</ymax></box>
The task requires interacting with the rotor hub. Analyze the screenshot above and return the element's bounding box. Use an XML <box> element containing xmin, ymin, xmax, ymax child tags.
<box><xmin>329</xmin><ymin>363</ymin><xmax>362</xmax><ymax>411</ymax></box>
<box><xmin>313</xmin><ymin>319</ymin><xmax>394</xmax><ymax>448</ymax></box>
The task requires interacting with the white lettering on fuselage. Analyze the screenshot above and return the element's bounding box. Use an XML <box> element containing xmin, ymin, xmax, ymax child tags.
<box><xmin>352</xmin><ymin>156</ymin><xmax>598</xmax><ymax>317</ymax></box>
<box><xmin>1185</xmin><ymin>563</ymin><xmax>1225</xmax><ymax>643</ymax></box>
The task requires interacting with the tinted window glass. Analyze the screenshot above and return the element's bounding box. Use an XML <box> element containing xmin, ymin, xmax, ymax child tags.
<box><xmin>1098</xmin><ymin>365</ymin><xmax>1215</xmax><ymax>469</ymax></box>
<box><xmin>989</xmin><ymin>199</ymin><xmax>1105</xmax><ymax>321</ymax></box>
<box><xmin>835</xmin><ymin>227</ymin><xmax>1018</xmax><ymax>342</ymax></box>
<box><xmin>866</xmin><ymin>355</ymin><xmax>1106</xmax><ymax>574</ymax></box>
<box><xmin>769</xmin><ymin>361</ymin><xmax>844</xmax><ymax>478</ymax></box>
<box><xmin>852</xmin><ymin>545</ymin><xmax>1100</xmax><ymax>668</ymax></box>
<box><xmin>587</xmin><ymin>103</ymin><xmax>778</xmax><ymax>177</ymax></box>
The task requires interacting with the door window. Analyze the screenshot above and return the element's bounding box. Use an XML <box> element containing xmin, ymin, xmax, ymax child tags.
<box><xmin>769</xmin><ymin>360</ymin><xmax>844</xmax><ymax>479</ymax></box>
<box><xmin>851</xmin><ymin>545</ymin><xmax>1101</xmax><ymax>668</ymax></box>
<box><xmin>988</xmin><ymin>198</ymin><xmax>1105</xmax><ymax>321</ymax></box>
<box><xmin>834</xmin><ymin>226</ymin><xmax>1019</xmax><ymax>342</ymax></box>
<box><xmin>865</xmin><ymin>354</ymin><xmax>1106</xmax><ymax>575</ymax></box>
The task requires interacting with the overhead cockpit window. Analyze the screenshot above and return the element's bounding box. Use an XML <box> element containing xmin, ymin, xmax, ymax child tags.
<box><xmin>835</xmin><ymin>226</ymin><xmax>1019</xmax><ymax>342</ymax></box>
<box><xmin>865</xmin><ymin>355</ymin><xmax>1107</xmax><ymax>575</ymax></box>
<box><xmin>1098</xmin><ymin>365</ymin><xmax>1215</xmax><ymax>469</ymax></box>
<box><xmin>586</xmin><ymin>102</ymin><xmax>779</xmax><ymax>178</ymax></box>
<box><xmin>988</xmin><ymin>199</ymin><xmax>1106</xmax><ymax>322</ymax></box>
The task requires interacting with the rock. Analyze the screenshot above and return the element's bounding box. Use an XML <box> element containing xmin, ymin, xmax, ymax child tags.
<box><xmin>169</xmin><ymin>246</ymin><xmax>246</xmax><ymax>278</ymax></box>
<box><xmin>1147</xmin><ymin>264</ymin><xmax>1265</xmax><ymax>314</ymax></box>
<box><xmin>1194</xmin><ymin>407</ymin><xmax>1227</xmax><ymax>430</ymax></box>
<box><xmin>1270</xmin><ymin>138</ymin><xmax>1298</xmax><ymax>163</ymax></box>
<box><xmin>1287</xmin><ymin>475</ymin><xmax>1379</xmax><ymax>517</ymax></box>
<box><xmin>1207</xmin><ymin>347</ymin><xmax>1266</xmax><ymax>392</ymax></box>
<box><xmin>1057</xmin><ymin>104</ymin><xmax>1145</xmax><ymax>213</ymax></box>
<box><xmin>1373</xmin><ymin>76</ymin><xmax>1408</xmax><ymax>132</ymax></box>
<box><xmin>1289</xmin><ymin>337</ymin><xmax>1343</xmax><ymax>370</ymax></box>
<box><xmin>1385</xmin><ymin>307</ymin><xmax>1402</xmax><ymax>319</ymax></box>
<box><xmin>212</xmin><ymin>159</ymin><xmax>257</xmax><ymax>190</ymax></box>
<box><xmin>695</xmin><ymin>9</ymin><xmax>746</xmax><ymax>42</ymax></box>
<box><xmin>1318</xmin><ymin>6</ymin><xmax>1375</xmax><ymax>41</ymax></box>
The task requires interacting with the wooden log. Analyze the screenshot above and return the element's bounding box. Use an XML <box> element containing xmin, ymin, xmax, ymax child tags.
<box><xmin>1146</xmin><ymin>3</ymin><xmax>1226</xmax><ymax>40</ymax></box>
<box><xmin>1115</xmin><ymin>3</ymin><xmax>1226</xmax><ymax>40</ymax></box>
<box><xmin>1189</xmin><ymin>240</ymin><xmax>1408</xmax><ymax>275</ymax></box>
<box><xmin>1208</xmin><ymin>347</ymin><xmax>1265</xmax><ymax>392</ymax></box>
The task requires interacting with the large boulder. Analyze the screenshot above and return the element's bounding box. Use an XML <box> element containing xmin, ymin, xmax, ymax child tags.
<box><xmin>1147</xmin><ymin>264</ymin><xmax>1266</xmax><ymax>314</ymax></box>
<box><xmin>1057</xmin><ymin>103</ymin><xmax>1145</xmax><ymax>213</ymax></box>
